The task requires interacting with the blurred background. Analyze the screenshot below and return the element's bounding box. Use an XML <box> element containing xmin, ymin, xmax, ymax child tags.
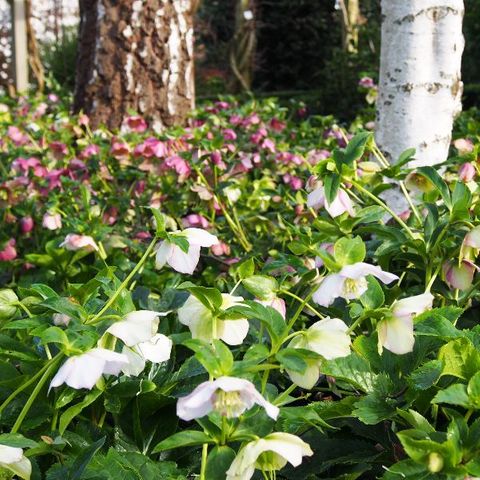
<box><xmin>0</xmin><ymin>0</ymin><xmax>478</xmax><ymax>121</ymax></box>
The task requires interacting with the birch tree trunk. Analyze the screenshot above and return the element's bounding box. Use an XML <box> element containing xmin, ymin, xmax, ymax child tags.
<box><xmin>376</xmin><ymin>0</ymin><xmax>464</xmax><ymax>168</ymax></box>
<box><xmin>338</xmin><ymin>0</ymin><xmax>360</xmax><ymax>53</ymax></box>
<box><xmin>74</xmin><ymin>0</ymin><xmax>195</xmax><ymax>131</ymax></box>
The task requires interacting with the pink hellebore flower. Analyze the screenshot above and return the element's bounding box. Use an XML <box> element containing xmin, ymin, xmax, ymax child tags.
<box><xmin>307</xmin><ymin>185</ymin><xmax>354</xmax><ymax>218</ymax></box>
<box><xmin>155</xmin><ymin>228</ymin><xmax>219</xmax><ymax>275</ymax></box>
<box><xmin>42</xmin><ymin>212</ymin><xmax>62</xmax><ymax>230</ymax></box>
<box><xmin>60</xmin><ymin>234</ymin><xmax>99</xmax><ymax>252</ymax></box>
<box><xmin>223</xmin><ymin>129</ymin><xmax>237</xmax><ymax>141</ymax></box>
<box><xmin>313</xmin><ymin>263</ymin><xmax>398</xmax><ymax>307</ymax></box>
<box><xmin>0</xmin><ymin>239</ymin><xmax>17</xmax><ymax>261</ymax></box>
<box><xmin>453</xmin><ymin>138</ymin><xmax>474</xmax><ymax>155</ymax></box>
<box><xmin>358</xmin><ymin>76</ymin><xmax>375</xmax><ymax>88</ymax></box>
<box><xmin>7</xmin><ymin>126</ymin><xmax>29</xmax><ymax>146</ymax></box>
<box><xmin>459</xmin><ymin>162</ymin><xmax>476</xmax><ymax>183</ymax></box>
<box><xmin>110</xmin><ymin>140</ymin><xmax>131</xmax><ymax>160</ymax></box>
<box><xmin>258</xmin><ymin>296</ymin><xmax>286</xmax><ymax>319</ymax></box>
<box><xmin>79</xmin><ymin>144</ymin><xmax>100</xmax><ymax>159</ymax></box>
<box><xmin>211</xmin><ymin>241</ymin><xmax>231</xmax><ymax>257</ymax></box>
<box><xmin>49</xmin><ymin>141</ymin><xmax>68</xmax><ymax>159</ymax></box>
<box><xmin>443</xmin><ymin>260</ymin><xmax>477</xmax><ymax>290</ymax></box>
<box><xmin>377</xmin><ymin>293</ymin><xmax>434</xmax><ymax>355</ymax></box>
<box><xmin>177</xmin><ymin>376</ymin><xmax>279</xmax><ymax>421</ymax></box>
<box><xmin>123</xmin><ymin>115</ymin><xmax>148</xmax><ymax>133</ymax></box>
<box><xmin>20</xmin><ymin>216</ymin><xmax>34</xmax><ymax>234</ymax></box>
<box><xmin>182</xmin><ymin>214</ymin><xmax>210</xmax><ymax>229</ymax></box>
<box><xmin>164</xmin><ymin>155</ymin><xmax>191</xmax><ymax>179</ymax></box>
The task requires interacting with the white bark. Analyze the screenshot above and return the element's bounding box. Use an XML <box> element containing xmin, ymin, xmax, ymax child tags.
<box><xmin>11</xmin><ymin>0</ymin><xmax>29</xmax><ymax>92</ymax></box>
<box><xmin>376</xmin><ymin>0</ymin><xmax>464</xmax><ymax>168</ymax></box>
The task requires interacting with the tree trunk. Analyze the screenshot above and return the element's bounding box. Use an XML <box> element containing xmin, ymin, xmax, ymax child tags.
<box><xmin>338</xmin><ymin>0</ymin><xmax>360</xmax><ymax>53</ymax></box>
<box><xmin>25</xmin><ymin>0</ymin><xmax>45</xmax><ymax>92</ymax></box>
<box><xmin>74</xmin><ymin>0</ymin><xmax>195</xmax><ymax>132</ymax></box>
<box><xmin>376</xmin><ymin>0</ymin><xmax>464</xmax><ymax>168</ymax></box>
<box><xmin>229</xmin><ymin>0</ymin><xmax>256</xmax><ymax>92</ymax></box>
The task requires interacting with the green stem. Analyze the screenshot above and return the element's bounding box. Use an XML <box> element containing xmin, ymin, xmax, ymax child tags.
<box><xmin>16</xmin><ymin>302</ymin><xmax>33</xmax><ymax>318</ymax></box>
<box><xmin>199</xmin><ymin>440</ymin><xmax>209</xmax><ymax>479</ymax></box>
<box><xmin>0</xmin><ymin>356</ymin><xmax>59</xmax><ymax>416</ymax></box>
<box><xmin>87</xmin><ymin>236</ymin><xmax>158</xmax><ymax>324</ymax></box>
<box><xmin>274</xmin><ymin>384</ymin><xmax>297</xmax><ymax>406</ymax></box>
<box><xmin>11</xmin><ymin>355</ymin><xmax>63</xmax><ymax>433</ymax></box>
<box><xmin>350</xmin><ymin>180</ymin><xmax>417</xmax><ymax>240</ymax></box>
<box><xmin>280</xmin><ymin>289</ymin><xmax>323</xmax><ymax>328</ymax></box>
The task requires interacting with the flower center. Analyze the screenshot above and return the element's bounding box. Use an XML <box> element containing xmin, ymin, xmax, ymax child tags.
<box><xmin>212</xmin><ymin>390</ymin><xmax>245</xmax><ymax>418</ymax></box>
<box><xmin>343</xmin><ymin>277</ymin><xmax>367</xmax><ymax>297</ymax></box>
<box><xmin>256</xmin><ymin>451</ymin><xmax>282</xmax><ymax>478</ymax></box>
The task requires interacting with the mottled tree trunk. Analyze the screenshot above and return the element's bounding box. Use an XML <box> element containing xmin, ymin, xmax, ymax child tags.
<box><xmin>74</xmin><ymin>0</ymin><xmax>195</xmax><ymax>132</ymax></box>
<box><xmin>376</xmin><ymin>0</ymin><xmax>464</xmax><ymax>167</ymax></box>
<box><xmin>229</xmin><ymin>0</ymin><xmax>256</xmax><ymax>92</ymax></box>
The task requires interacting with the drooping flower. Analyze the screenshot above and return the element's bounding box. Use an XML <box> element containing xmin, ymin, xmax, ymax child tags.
<box><xmin>377</xmin><ymin>292</ymin><xmax>434</xmax><ymax>355</ymax></box>
<box><xmin>459</xmin><ymin>162</ymin><xmax>476</xmax><ymax>182</ymax></box>
<box><xmin>42</xmin><ymin>212</ymin><xmax>62</xmax><ymax>230</ymax></box>
<box><xmin>453</xmin><ymin>138</ymin><xmax>474</xmax><ymax>155</ymax></box>
<box><xmin>20</xmin><ymin>216</ymin><xmax>34</xmax><ymax>234</ymax></box>
<box><xmin>307</xmin><ymin>184</ymin><xmax>354</xmax><ymax>218</ymax></box>
<box><xmin>60</xmin><ymin>234</ymin><xmax>98</xmax><ymax>251</ymax></box>
<box><xmin>155</xmin><ymin>228</ymin><xmax>219</xmax><ymax>275</ymax></box>
<box><xmin>50</xmin><ymin>348</ymin><xmax>128</xmax><ymax>390</ymax></box>
<box><xmin>0</xmin><ymin>444</ymin><xmax>31</xmax><ymax>480</ymax></box>
<box><xmin>313</xmin><ymin>263</ymin><xmax>398</xmax><ymax>307</ymax></box>
<box><xmin>286</xmin><ymin>318</ymin><xmax>351</xmax><ymax>389</ymax></box>
<box><xmin>106</xmin><ymin>310</ymin><xmax>172</xmax><ymax>376</ymax></box>
<box><xmin>443</xmin><ymin>260</ymin><xmax>477</xmax><ymax>290</ymax></box>
<box><xmin>177</xmin><ymin>376</ymin><xmax>279</xmax><ymax>421</ymax></box>
<box><xmin>178</xmin><ymin>294</ymin><xmax>249</xmax><ymax>345</ymax></box>
<box><xmin>0</xmin><ymin>239</ymin><xmax>17</xmax><ymax>261</ymax></box>
<box><xmin>226</xmin><ymin>432</ymin><xmax>313</xmax><ymax>480</ymax></box>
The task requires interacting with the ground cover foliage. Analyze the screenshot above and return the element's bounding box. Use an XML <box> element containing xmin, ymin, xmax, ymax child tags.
<box><xmin>0</xmin><ymin>93</ymin><xmax>479</xmax><ymax>479</ymax></box>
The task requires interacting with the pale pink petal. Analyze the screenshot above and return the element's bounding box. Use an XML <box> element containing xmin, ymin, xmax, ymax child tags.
<box><xmin>176</xmin><ymin>381</ymin><xmax>218</xmax><ymax>421</ymax></box>
<box><xmin>392</xmin><ymin>293</ymin><xmax>434</xmax><ymax>317</ymax></box>
<box><xmin>184</xmin><ymin>228</ymin><xmax>219</xmax><ymax>247</ymax></box>
<box><xmin>306</xmin><ymin>187</ymin><xmax>325</xmax><ymax>209</ymax></box>
<box><xmin>378</xmin><ymin>315</ymin><xmax>414</xmax><ymax>355</ymax></box>
<box><xmin>312</xmin><ymin>274</ymin><xmax>346</xmax><ymax>307</ymax></box>
<box><xmin>168</xmin><ymin>244</ymin><xmax>201</xmax><ymax>274</ymax></box>
<box><xmin>340</xmin><ymin>262</ymin><xmax>398</xmax><ymax>284</ymax></box>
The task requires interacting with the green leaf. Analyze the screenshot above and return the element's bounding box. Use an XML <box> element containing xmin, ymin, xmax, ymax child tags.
<box><xmin>236</xmin><ymin>258</ymin><xmax>255</xmax><ymax>279</ymax></box>
<box><xmin>0</xmin><ymin>289</ymin><xmax>18</xmax><ymax>319</ymax></box>
<box><xmin>59</xmin><ymin>389</ymin><xmax>102</xmax><ymax>434</ymax></box>
<box><xmin>408</xmin><ymin>360</ymin><xmax>443</xmax><ymax>390</ymax></box>
<box><xmin>359</xmin><ymin>276</ymin><xmax>385</xmax><ymax>310</ymax></box>
<box><xmin>40</xmin><ymin>297</ymin><xmax>86</xmax><ymax>321</ymax></box>
<box><xmin>324</xmin><ymin>173</ymin><xmax>341</xmax><ymax>205</ymax></box>
<box><xmin>150</xmin><ymin>208</ymin><xmax>165</xmax><ymax>236</ymax></box>
<box><xmin>275</xmin><ymin>348</ymin><xmax>319</xmax><ymax>373</ymax></box>
<box><xmin>183</xmin><ymin>339</ymin><xmax>233</xmax><ymax>377</ymax></box>
<box><xmin>178</xmin><ymin>282</ymin><xmax>223</xmax><ymax>311</ymax></box>
<box><xmin>205</xmin><ymin>446</ymin><xmax>236</xmax><ymax>480</ymax></box>
<box><xmin>322</xmin><ymin>354</ymin><xmax>377</xmax><ymax>392</ymax></box>
<box><xmin>242</xmin><ymin>275</ymin><xmax>278</xmax><ymax>300</ymax></box>
<box><xmin>152</xmin><ymin>431</ymin><xmax>213</xmax><ymax>453</ymax></box>
<box><xmin>0</xmin><ymin>433</ymin><xmax>38</xmax><ymax>449</ymax></box>
<box><xmin>416</xmin><ymin>166</ymin><xmax>452</xmax><ymax>210</ymax></box>
<box><xmin>432</xmin><ymin>384</ymin><xmax>471</xmax><ymax>408</ymax></box>
<box><xmin>439</xmin><ymin>338</ymin><xmax>480</xmax><ymax>380</ymax></box>
<box><xmin>67</xmin><ymin>436</ymin><xmax>106</xmax><ymax>480</ymax></box>
<box><xmin>343</xmin><ymin>131</ymin><xmax>372</xmax><ymax>166</ymax></box>
<box><xmin>334</xmin><ymin>236</ymin><xmax>365</xmax><ymax>266</ymax></box>
<box><xmin>467</xmin><ymin>371</ymin><xmax>480</xmax><ymax>406</ymax></box>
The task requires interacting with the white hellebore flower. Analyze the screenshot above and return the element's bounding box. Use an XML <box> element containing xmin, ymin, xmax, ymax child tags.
<box><xmin>155</xmin><ymin>228</ymin><xmax>219</xmax><ymax>275</ymax></box>
<box><xmin>377</xmin><ymin>292</ymin><xmax>434</xmax><ymax>355</ymax></box>
<box><xmin>0</xmin><ymin>444</ymin><xmax>31</xmax><ymax>480</ymax></box>
<box><xmin>226</xmin><ymin>432</ymin><xmax>313</xmax><ymax>480</ymax></box>
<box><xmin>106</xmin><ymin>310</ymin><xmax>172</xmax><ymax>377</ymax></box>
<box><xmin>287</xmin><ymin>318</ymin><xmax>351</xmax><ymax>389</ymax></box>
<box><xmin>178</xmin><ymin>294</ymin><xmax>249</xmax><ymax>345</ymax></box>
<box><xmin>50</xmin><ymin>348</ymin><xmax>128</xmax><ymax>390</ymax></box>
<box><xmin>313</xmin><ymin>262</ymin><xmax>398</xmax><ymax>307</ymax></box>
<box><xmin>177</xmin><ymin>376</ymin><xmax>279</xmax><ymax>421</ymax></box>
<box><xmin>307</xmin><ymin>185</ymin><xmax>354</xmax><ymax>218</ymax></box>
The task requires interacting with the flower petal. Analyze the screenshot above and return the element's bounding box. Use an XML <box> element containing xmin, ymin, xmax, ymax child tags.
<box><xmin>121</xmin><ymin>347</ymin><xmax>146</xmax><ymax>377</ymax></box>
<box><xmin>392</xmin><ymin>293</ymin><xmax>434</xmax><ymax>317</ymax></box>
<box><xmin>155</xmin><ymin>241</ymin><xmax>173</xmax><ymax>269</ymax></box>
<box><xmin>306</xmin><ymin>187</ymin><xmax>325</xmax><ymax>209</ymax></box>
<box><xmin>218</xmin><ymin>319</ymin><xmax>250</xmax><ymax>345</ymax></box>
<box><xmin>184</xmin><ymin>228</ymin><xmax>219</xmax><ymax>247</ymax></box>
<box><xmin>176</xmin><ymin>381</ymin><xmax>218</xmax><ymax>421</ymax></box>
<box><xmin>135</xmin><ymin>333</ymin><xmax>172</xmax><ymax>363</ymax></box>
<box><xmin>168</xmin><ymin>244</ymin><xmax>201</xmax><ymax>274</ymax></box>
<box><xmin>325</xmin><ymin>189</ymin><xmax>354</xmax><ymax>218</ymax></box>
<box><xmin>106</xmin><ymin>310</ymin><xmax>161</xmax><ymax>347</ymax></box>
<box><xmin>340</xmin><ymin>262</ymin><xmax>398</xmax><ymax>284</ymax></box>
<box><xmin>307</xmin><ymin>318</ymin><xmax>351</xmax><ymax>359</ymax></box>
<box><xmin>312</xmin><ymin>274</ymin><xmax>346</xmax><ymax>307</ymax></box>
<box><xmin>287</xmin><ymin>361</ymin><xmax>320</xmax><ymax>390</ymax></box>
<box><xmin>378</xmin><ymin>315</ymin><xmax>414</xmax><ymax>355</ymax></box>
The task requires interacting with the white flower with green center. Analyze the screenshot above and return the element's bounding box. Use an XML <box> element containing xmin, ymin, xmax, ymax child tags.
<box><xmin>177</xmin><ymin>376</ymin><xmax>279</xmax><ymax>421</ymax></box>
<box><xmin>106</xmin><ymin>310</ymin><xmax>172</xmax><ymax>376</ymax></box>
<box><xmin>178</xmin><ymin>294</ymin><xmax>249</xmax><ymax>345</ymax></box>
<box><xmin>312</xmin><ymin>262</ymin><xmax>398</xmax><ymax>307</ymax></box>
<box><xmin>377</xmin><ymin>292</ymin><xmax>434</xmax><ymax>355</ymax></box>
<box><xmin>286</xmin><ymin>318</ymin><xmax>351</xmax><ymax>389</ymax></box>
<box><xmin>226</xmin><ymin>432</ymin><xmax>313</xmax><ymax>480</ymax></box>
<box><xmin>0</xmin><ymin>445</ymin><xmax>31</xmax><ymax>480</ymax></box>
<box><xmin>155</xmin><ymin>228</ymin><xmax>219</xmax><ymax>275</ymax></box>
